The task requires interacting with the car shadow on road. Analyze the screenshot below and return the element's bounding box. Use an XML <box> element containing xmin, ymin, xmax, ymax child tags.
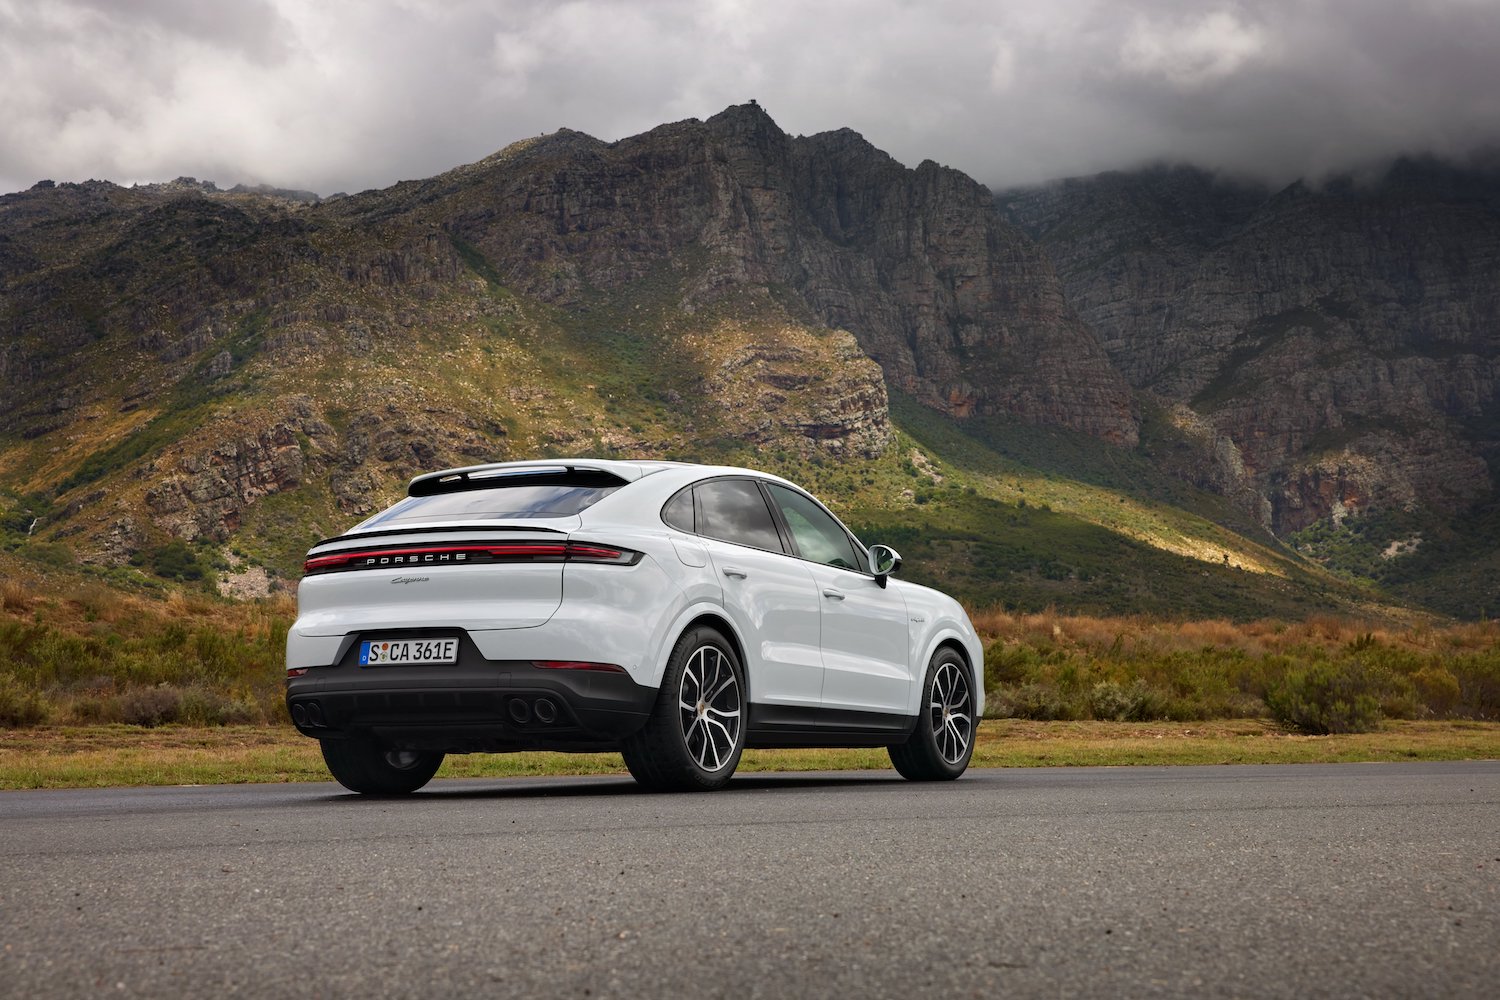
<box><xmin>310</xmin><ymin>771</ymin><xmax>905</xmax><ymax>804</ymax></box>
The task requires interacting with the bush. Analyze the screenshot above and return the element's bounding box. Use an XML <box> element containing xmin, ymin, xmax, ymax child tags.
<box><xmin>1266</xmin><ymin>661</ymin><xmax>1383</xmax><ymax>734</ymax></box>
<box><xmin>993</xmin><ymin>683</ymin><xmax>1079</xmax><ymax>720</ymax></box>
<box><xmin>1088</xmin><ymin>679</ymin><xmax>1169</xmax><ymax>721</ymax></box>
<box><xmin>1413</xmin><ymin>666</ymin><xmax>1461</xmax><ymax>716</ymax></box>
<box><xmin>2</xmin><ymin>578</ymin><xmax>29</xmax><ymax>612</ymax></box>
<box><xmin>116</xmin><ymin>685</ymin><xmax>184</xmax><ymax>727</ymax></box>
<box><xmin>0</xmin><ymin>674</ymin><xmax>49</xmax><ymax>727</ymax></box>
<box><xmin>179</xmin><ymin>686</ymin><xmax>260</xmax><ymax>726</ymax></box>
<box><xmin>1447</xmin><ymin>653</ymin><xmax>1500</xmax><ymax>719</ymax></box>
<box><xmin>149</xmin><ymin>541</ymin><xmax>205</xmax><ymax>582</ymax></box>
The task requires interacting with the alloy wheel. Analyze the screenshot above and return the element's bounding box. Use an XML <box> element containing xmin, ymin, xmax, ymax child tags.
<box><xmin>677</xmin><ymin>644</ymin><xmax>742</xmax><ymax>772</ymax></box>
<box><xmin>929</xmin><ymin>661</ymin><xmax>972</xmax><ymax>764</ymax></box>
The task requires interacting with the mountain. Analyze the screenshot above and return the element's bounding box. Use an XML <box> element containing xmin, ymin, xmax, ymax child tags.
<box><xmin>999</xmin><ymin>161</ymin><xmax>1500</xmax><ymax>615</ymax></box>
<box><xmin>0</xmin><ymin>104</ymin><xmax>1485</xmax><ymax>619</ymax></box>
<box><xmin>327</xmin><ymin>104</ymin><xmax>1137</xmax><ymax>443</ymax></box>
<box><xmin>0</xmin><ymin>105</ymin><xmax>1129</xmax><ymax>549</ymax></box>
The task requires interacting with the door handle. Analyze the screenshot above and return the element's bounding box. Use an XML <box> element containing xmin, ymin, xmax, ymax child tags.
<box><xmin>822</xmin><ymin>588</ymin><xmax>845</xmax><ymax>600</ymax></box>
<box><xmin>721</xmin><ymin>565</ymin><xmax>748</xmax><ymax>579</ymax></box>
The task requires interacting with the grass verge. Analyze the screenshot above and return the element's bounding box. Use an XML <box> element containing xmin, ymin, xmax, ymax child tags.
<box><xmin>1</xmin><ymin>720</ymin><xmax>1495</xmax><ymax>790</ymax></box>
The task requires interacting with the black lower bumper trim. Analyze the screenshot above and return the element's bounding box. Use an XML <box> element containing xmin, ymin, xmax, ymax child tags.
<box><xmin>286</xmin><ymin>630</ymin><xmax>655</xmax><ymax>752</ymax></box>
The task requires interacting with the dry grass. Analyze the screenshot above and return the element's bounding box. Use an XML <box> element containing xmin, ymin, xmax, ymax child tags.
<box><xmin>2</xmin><ymin>573</ymin><xmax>295</xmax><ymax>726</ymax></box>
<box><xmin>1</xmin><ymin>577</ymin><xmax>29</xmax><ymax>613</ymax></box>
<box><xmin>969</xmin><ymin>606</ymin><xmax>1500</xmax><ymax>660</ymax></box>
<box><xmin>5</xmin><ymin>558</ymin><xmax>1497</xmax><ymax>737</ymax></box>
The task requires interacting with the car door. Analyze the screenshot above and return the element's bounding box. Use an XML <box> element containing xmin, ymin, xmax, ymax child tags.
<box><xmin>762</xmin><ymin>483</ymin><xmax>914</xmax><ymax>718</ymax></box>
<box><xmin>692</xmin><ymin>478</ymin><xmax>824</xmax><ymax>711</ymax></box>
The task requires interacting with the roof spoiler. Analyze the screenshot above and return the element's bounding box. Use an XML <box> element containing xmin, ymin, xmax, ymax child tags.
<box><xmin>407</xmin><ymin>462</ymin><xmax>631</xmax><ymax>498</ymax></box>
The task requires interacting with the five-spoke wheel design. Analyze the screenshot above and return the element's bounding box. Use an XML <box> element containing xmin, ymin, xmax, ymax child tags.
<box><xmin>889</xmin><ymin>648</ymin><xmax>975</xmax><ymax>781</ymax></box>
<box><xmin>677</xmin><ymin>644</ymin><xmax>743</xmax><ymax>773</ymax></box>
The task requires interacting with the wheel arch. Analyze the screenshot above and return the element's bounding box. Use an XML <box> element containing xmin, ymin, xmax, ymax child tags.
<box><xmin>936</xmin><ymin>637</ymin><xmax>972</xmax><ymax>672</ymax></box>
<box><xmin>651</xmin><ymin>604</ymin><xmax>751</xmax><ymax>704</ymax></box>
<box><xmin>912</xmin><ymin>627</ymin><xmax>985</xmax><ymax>718</ymax></box>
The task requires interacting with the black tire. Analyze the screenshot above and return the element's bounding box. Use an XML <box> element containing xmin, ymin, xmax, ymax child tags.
<box><xmin>888</xmin><ymin>647</ymin><xmax>975</xmax><ymax>781</ymax></box>
<box><xmin>621</xmin><ymin>625</ymin><xmax>746</xmax><ymax>792</ymax></box>
<box><xmin>320</xmin><ymin>738</ymin><xmax>444</xmax><ymax>794</ymax></box>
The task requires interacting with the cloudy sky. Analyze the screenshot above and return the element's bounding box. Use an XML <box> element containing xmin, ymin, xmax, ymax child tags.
<box><xmin>2</xmin><ymin>0</ymin><xmax>1498</xmax><ymax>197</ymax></box>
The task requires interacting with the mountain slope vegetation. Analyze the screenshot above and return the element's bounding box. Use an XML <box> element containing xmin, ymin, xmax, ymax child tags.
<box><xmin>2</xmin><ymin>109</ymin><xmax>1494</xmax><ymax>622</ymax></box>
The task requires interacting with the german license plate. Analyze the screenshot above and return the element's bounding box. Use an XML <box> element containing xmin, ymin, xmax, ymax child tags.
<box><xmin>360</xmin><ymin>638</ymin><xmax>459</xmax><ymax>666</ymax></box>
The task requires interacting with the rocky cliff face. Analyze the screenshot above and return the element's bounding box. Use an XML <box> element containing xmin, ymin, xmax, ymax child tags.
<box><xmin>1001</xmin><ymin>162</ymin><xmax>1500</xmax><ymax>532</ymax></box>
<box><xmin>348</xmin><ymin>103</ymin><xmax>1137</xmax><ymax>445</ymax></box>
<box><xmin>12</xmin><ymin>102</ymin><xmax>1491</xmax><ymax>606</ymax></box>
<box><xmin>1</xmin><ymin>104</ymin><xmax>1142</xmax><ymax>571</ymax></box>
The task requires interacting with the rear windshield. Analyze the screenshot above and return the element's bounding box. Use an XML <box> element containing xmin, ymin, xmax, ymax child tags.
<box><xmin>358</xmin><ymin>483</ymin><xmax>622</xmax><ymax>527</ymax></box>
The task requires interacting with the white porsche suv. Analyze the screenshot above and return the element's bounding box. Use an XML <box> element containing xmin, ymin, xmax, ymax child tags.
<box><xmin>286</xmin><ymin>459</ymin><xmax>983</xmax><ymax>793</ymax></box>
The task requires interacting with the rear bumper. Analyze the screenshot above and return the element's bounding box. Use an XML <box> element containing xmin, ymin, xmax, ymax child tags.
<box><xmin>285</xmin><ymin>630</ymin><xmax>656</xmax><ymax>752</ymax></box>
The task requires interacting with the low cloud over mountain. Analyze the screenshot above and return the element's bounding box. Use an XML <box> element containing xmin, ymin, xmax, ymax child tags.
<box><xmin>2</xmin><ymin>0</ymin><xmax>1498</xmax><ymax>196</ymax></box>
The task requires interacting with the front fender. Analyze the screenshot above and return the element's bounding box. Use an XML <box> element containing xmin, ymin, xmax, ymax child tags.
<box><xmin>907</xmin><ymin>622</ymin><xmax>986</xmax><ymax>718</ymax></box>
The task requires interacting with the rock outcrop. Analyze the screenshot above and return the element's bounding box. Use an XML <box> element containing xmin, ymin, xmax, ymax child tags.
<box><xmin>351</xmin><ymin>103</ymin><xmax>1138</xmax><ymax>445</ymax></box>
<box><xmin>1002</xmin><ymin>161</ymin><xmax>1500</xmax><ymax>532</ymax></box>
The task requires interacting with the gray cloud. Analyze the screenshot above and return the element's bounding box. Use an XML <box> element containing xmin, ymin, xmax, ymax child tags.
<box><xmin>2</xmin><ymin>0</ymin><xmax>1498</xmax><ymax>197</ymax></box>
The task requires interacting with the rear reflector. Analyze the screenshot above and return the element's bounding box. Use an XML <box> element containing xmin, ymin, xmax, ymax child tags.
<box><xmin>302</xmin><ymin>541</ymin><xmax>639</xmax><ymax>575</ymax></box>
<box><xmin>533</xmin><ymin>660</ymin><xmax>627</xmax><ymax>673</ymax></box>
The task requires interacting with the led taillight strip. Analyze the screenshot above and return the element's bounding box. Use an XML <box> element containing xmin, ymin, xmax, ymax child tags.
<box><xmin>303</xmin><ymin>542</ymin><xmax>636</xmax><ymax>574</ymax></box>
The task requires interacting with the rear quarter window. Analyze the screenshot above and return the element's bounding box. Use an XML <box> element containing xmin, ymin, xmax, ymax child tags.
<box><xmin>661</xmin><ymin>489</ymin><xmax>695</xmax><ymax>533</ymax></box>
<box><xmin>695</xmin><ymin>479</ymin><xmax>784</xmax><ymax>552</ymax></box>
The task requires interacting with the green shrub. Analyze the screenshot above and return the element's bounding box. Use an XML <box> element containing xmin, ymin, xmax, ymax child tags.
<box><xmin>1448</xmin><ymin>653</ymin><xmax>1500</xmax><ymax>718</ymax></box>
<box><xmin>68</xmin><ymin>694</ymin><xmax>115</xmax><ymax>723</ymax></box>
<box><xmin>179</xmin><ymin>685</ymin><xmax>260</xmax><ymax>725</ymax></box>
<box><xmin>116</xmin><ymin>686</ymin><xmax>184</xmax><ymax>727</ymax></box>
<box><xmin>993</xmin><ymin>683</ymin><xmax>1079</xmax><ymax>720</ymax></box>
<box><xmin>1088</xmin><ymin>679</ymin><xmax>1169</xmax><ymax>721</ymax></box>
<box><xmin>1412</xmin><ymin>666</ymin><xmax>1461</xmax><ymax>716</ymax></box>
<box><xmin>983</xmin><ymin>641</ymin><xmax>1048</xmax><ymax>689</ymax></box>
<box><xmin>0</xmin><ymin>674</ymin><xmax>49</xmax><ymax>727</ymax></box>
<box><xmin>149</xmin><ymin>541</ymin><xmax>205</xmax><ymax>582</ymax></box>
<box><xmin>1266</xmin><ymin>661</ymin><xmax>1384</xmax><ymax>734</ymax></box>
<box><xmin>16</xmin><ymin>541</ymin><xmax>75</xmax><ymax>567</ymax></box>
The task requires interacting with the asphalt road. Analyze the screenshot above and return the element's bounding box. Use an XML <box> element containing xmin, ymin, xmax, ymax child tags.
<box><xmin>1</xmin><ymin>762</ymin><xmax>1496</xmax><ymax>999</ymax></box>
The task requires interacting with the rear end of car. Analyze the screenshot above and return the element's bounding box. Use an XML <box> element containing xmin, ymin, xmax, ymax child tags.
<box><xmin>285</xmin><ymin>462</ymin><xmax>675</xmax><ymax>756</ymax></box>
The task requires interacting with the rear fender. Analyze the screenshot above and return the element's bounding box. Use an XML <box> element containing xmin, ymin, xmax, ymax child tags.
<box><xmin>647</xmin><ymin>602</ymin><xmax>751</xmax><ymax>696</ymax></box>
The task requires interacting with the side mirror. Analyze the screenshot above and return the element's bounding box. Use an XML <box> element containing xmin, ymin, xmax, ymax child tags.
<box><xmin>869</xmin><ymin>544</ymin><xmax>902</xmax><ymax>588</ymax></box>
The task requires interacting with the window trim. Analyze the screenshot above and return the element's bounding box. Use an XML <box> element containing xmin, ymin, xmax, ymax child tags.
<box><xmin>757</xmin><ymin>480</ymin><xmax>873</xmax><ymax>578</ymax></box>
<box><xmin>659</xmin><ymin>485</ymin><xmax>696</xmax><ymax>534</ymax></box>
<box><xmin>659</xmin><ymin>476</ymin><xmax>790</xmax><ymax>557</ymax></box>
<box><xmin>660</xmin><ymin>475</ymin><xmax>874</xmax><ymax>575</ymax></box>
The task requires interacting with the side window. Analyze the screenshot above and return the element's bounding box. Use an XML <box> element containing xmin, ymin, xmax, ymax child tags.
<box><xmin>661</xmin><ymin>488</ymin><xmax>695</xmax><ymax>533</ymax></box>
<box><xmin>696</xmin><ymin>480</ymin><xmax>784</xmax><ymax>552</ymax></box>
<box><xmin>765</xmin><ymin>484</ymin><xmax>862</xmax><ymax>571</ymax></box>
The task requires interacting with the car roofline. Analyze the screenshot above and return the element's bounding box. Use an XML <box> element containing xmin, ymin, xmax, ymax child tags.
<box><xmin>405</xmin><ymin>458</ymin><xmax>811</xmax><ymax>497</ymax></box>
<box><xmin>405</xmin><ymin>458</ymin><xmax>694</xmax><ymax>496</ymax></box>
